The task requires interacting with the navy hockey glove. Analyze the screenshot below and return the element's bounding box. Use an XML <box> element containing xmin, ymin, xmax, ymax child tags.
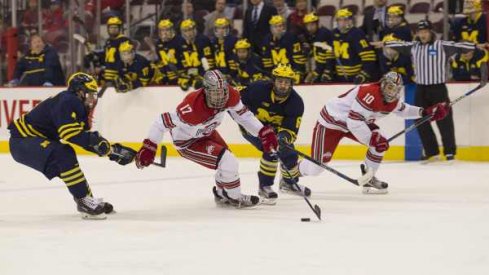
<box><xmin>109</xmin><ymin>143</ymin><xmax>137</xmax><ymax>165</ymax></box>
<box><xmin>87</xmin><ymin>131</ymin><xmax>111</xmax><ymax>156</ymax></box>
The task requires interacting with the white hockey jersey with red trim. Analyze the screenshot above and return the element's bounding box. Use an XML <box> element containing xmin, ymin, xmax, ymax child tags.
<box><xmin>318</xmin><ymin>83</ymin><xmax>421</xmax><ymax>144</ymax></box>
<box><xmin>147</xmin><ymin>87</ymin><xmax>263</xmax><ymax>148</ymax></box>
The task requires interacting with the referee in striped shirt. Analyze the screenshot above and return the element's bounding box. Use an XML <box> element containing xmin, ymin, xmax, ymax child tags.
<box><xmin>372</xmin><ymin>20</ymin><xmax>485</xmax><ymax>162</ymax></box>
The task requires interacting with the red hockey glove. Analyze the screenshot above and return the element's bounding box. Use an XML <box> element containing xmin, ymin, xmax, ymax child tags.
<box><xmin>424</xmin><ymin>102</ymin><xmax>450</xmax><ymax>121</ymax></box>
<box><xmin>135</xmin><ymin>139</ymin><xmax>157</xmax><ymax>169</ymax></box>
<box><xmin>369</xmin><ymin>131</ymin><xmax>389</xmax><ymax>153</ymax></box>
<box><xmin>259</xmin><ymin>126</ymin><xmax>278</xmax><ymax>153</ymax></box>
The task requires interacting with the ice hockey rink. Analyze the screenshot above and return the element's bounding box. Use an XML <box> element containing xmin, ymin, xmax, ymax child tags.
<box><xmin>0</xmin><ymin>155</ymin><xmax>488</xmax><ymax>275</ymax></box>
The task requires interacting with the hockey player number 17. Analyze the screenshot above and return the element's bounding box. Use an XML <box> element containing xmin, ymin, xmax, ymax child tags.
<box><xmin>362</xmin><ymin>93</ymin><xmax>375</xmax><ymax>105</ymax></box>
<box><xmin>179</xmin><ymin>104</ymin><xmax>193</xmax><ymax>114</ymax></box>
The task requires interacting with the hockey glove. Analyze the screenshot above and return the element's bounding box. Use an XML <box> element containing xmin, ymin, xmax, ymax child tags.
<box><xmin>114</xmin><ymin>75</ymin><xmax>133</xmax><ymax>93</ymax></box>
<box><xmin>277</xmin><ymin>131</ymin><xmax>293</xmax><ymax>151</ymax></box>
<box><xmin>259</xmin><ymin>126</ymin><xmax>278</xmax><ymax>153</ymax></box>
<box><xmin>369</xmin><ymin>131</ymin><xmax>389</xmax><ymax>153</ymax></box>
<box><xmin>109</xmin><ymin>143</ymin><xmax>137</xmax><ymax>165</ymax></box>
<box><xmin>87</xmin><ymin>131</ymin><xmax>111</xmax><ymax>156</ymax></box>
<box><xmin>135</xmin><ymin>139</ymin><xmax>157</xmax><ymax>169</ymax></box>
<box><xmin>423</xmin><ymin>102</ymin><xmax>450</xmax><ymax>121</ymax></box>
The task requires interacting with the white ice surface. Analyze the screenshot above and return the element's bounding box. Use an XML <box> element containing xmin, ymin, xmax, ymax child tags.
<box><xmin>1</xmin><ymin>155</ymin><xmax>488</xmax><ymax>275</ymax></box>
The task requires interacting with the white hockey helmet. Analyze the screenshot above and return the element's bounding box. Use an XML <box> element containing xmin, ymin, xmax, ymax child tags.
<box><xmin>203</xmin><ymin>70</ymin><xmax>229</xmax><ymax>109</ymax></box>
<box><xmin>380</xmin><ymin>71</ymin><xmax>403</xmax><ymax>102</ymax></box>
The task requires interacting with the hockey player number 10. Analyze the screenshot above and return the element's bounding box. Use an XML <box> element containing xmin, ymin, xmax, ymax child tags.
<box><xmin>362</xmin><ymin>93</ymin><xmax>375</xmax><ymax>105</ymax></box>
<box><xmin>179</xmin><ymin>104</ymin><xmax>193</xmax><ymax>114</ymax></box>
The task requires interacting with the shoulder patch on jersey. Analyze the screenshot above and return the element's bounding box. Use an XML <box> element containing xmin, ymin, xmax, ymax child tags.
<box><xmin>225</xmin><ymin>86</ymin><xmax>241</xmax><ymax>108</ymax></box>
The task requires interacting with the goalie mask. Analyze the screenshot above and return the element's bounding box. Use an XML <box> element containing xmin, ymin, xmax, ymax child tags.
<box><xmin>67</xmin><ymin>72</ymin><xmax>98</xmax><ymax>109</ymax></box>
<box><xmin>203</xmin><ymin>70</ymin><xmax>229</xmax><ymax>110</ymax></box>
<box><xmin>380</xmin><ymin>71</ymin><xmax>403</xmax><ymax>103</ymax></box>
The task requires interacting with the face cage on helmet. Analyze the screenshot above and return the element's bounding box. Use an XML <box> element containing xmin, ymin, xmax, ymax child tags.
<box><xmin>273</xmin><ymin>77</ymin><xmax>293</xmax><ymax>98</ymax></box>
<box><xmin>336</xmin><ymin>18</ymin><xmax>352</xmax><ymax>33</ymax></box>
<box><xmin>159</xmin><ymin>28</ymin><xmax>175</xmax><ymax>42</ymax></box>
<box><xmin>214</xmin><ymin>26</ymin><xmax>229</xmax><ymax>39</ymax></box>
<box><xmin>271</xmin><ymin>24</ymin><xmax>286</xmax><ymax>39</ymax></box>
<box><xmin>381</xmin><ymin>81</ymin><xmax>401</xmax><ymax>103</ymax></box>
<box><xmin>182</xmin><ymin>28</ymin><xmax>197</xmax><ymax>42</ymax></box>
<box><xmin>387</xmin><ymin>15</ymin><xmax>402</xmax><ymax>28</ymax></box>
<box><xmin>205</xmin><ymin>87</ymin><xmax>229</xmax><ymax>109</ymax></box>
<box><xmin>120</xmin><ymin>50</ymin><xmax>135</xmax><ymax>64</ymax></box>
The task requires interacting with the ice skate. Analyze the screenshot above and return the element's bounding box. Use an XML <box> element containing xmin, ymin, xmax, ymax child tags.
<box><xmin>420</xmin><ymin>154</ymin><xmax>441</xmax><ymax>165</ymax></box>
<box><xmin>74</xmin><ymin>196</ymin><xmax>109</xmax><ymax>220</ymax></box>
<box><xmin>212</xmin><ymin>186</ymin><xmax>230</xmax><ymax>207</ymax></box>
<box><xmin>223</xmin><ymin>190</ymin><xmax>262</xmax><ymax>209</ymax></box>
<box><xmin>279</xmin><ymin>178</ymin><xmax>311</xmax><ymax>197</ymax></box>
<box><xmin>258</xmin><ymin>186</ymin><xmax>278</xmax><ymax>205</ymax></box>
<box><xmin>360</xmin><ymin>164</ymin><xmax>388</xmax><ymax>194</ymax></box>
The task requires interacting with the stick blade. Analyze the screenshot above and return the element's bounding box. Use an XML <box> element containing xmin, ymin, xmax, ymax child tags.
<box><xmin>314</xmin><ymin>205</ymin><xmax>322</xmax><ymax>220</ymax></box>
<box><xmin>160</xmin><ymin>145</ymin><xmax>167</xmax><ymax>167</ymax></box>
<box><xmin>480</xmin><ymin>62</ymin><xmax>488</xmax><ymax>87</ymax></box>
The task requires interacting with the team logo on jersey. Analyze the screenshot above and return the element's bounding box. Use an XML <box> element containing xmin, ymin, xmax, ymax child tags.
<box><xmin>323</xmin><ymin>151</ymin><xmax>332</xmax><ymax>160</ymax></box>
<box><xmin>206</xmin><ymin>144</ymin><xmax>215</xmax><ymax>154</ymax></box>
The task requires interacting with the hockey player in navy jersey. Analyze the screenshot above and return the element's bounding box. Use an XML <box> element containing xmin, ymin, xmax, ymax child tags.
<box><xmin>229</xmin><ymin>39</ymin><xmax>268</xmax><ymax>86</ymax></box>
<box><xmin>152</xmin><ymin>19</ymin><xmax>184</xmax><ymax>85</ymax></box>
<box><xmin>379</xmin><ymin>34</ymin><xmax>414</xmax><ymax>84</ymax></box>
<box><xmin>84</xmin><ymin>17</ymin><xmax>131</xmax><ymax>83</ymax></box>
<box><xmin>302</xmin><ymin>12</ymin><xmax>335</xmax><ymax>83</ymax></box>
<box><xmin>261</xmin><ymin>15</ymin><xmax>307</xmax><ymax>83</ymax></box>
<box><xmin>333</xmin><ymin>9</ymin><xmax>378</xmax><ymax>83</ymax></box>
<box><xmin>178</xmin><ymin>19</ymin><xmax>215</xmax><ymax>91</ymax></box>
<box><xmin>113</xmin><ymin>40</ymin><xmax>155</xmax><ymax>93</ymax></box>
<box><xmin>239</xmin><ymin>64</ymin><xmax>311</xmax><ymax>204</ymax></box>
<box><xmin>381</xmin><ymin>5</ymin><xmax>413</xmax><ymax>42</ymax></box>
<box><xmin>210</xmin><ymin>18</ymin><xmax>238</xmax><ymax>77</ymax></box>
<box><xmin>8</xmin><ymin>73</ymin><xmax>136</xmax><ymax>219</ymax></box>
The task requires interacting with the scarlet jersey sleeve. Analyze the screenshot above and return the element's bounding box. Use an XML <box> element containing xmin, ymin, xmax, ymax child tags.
<box><xmin>226</xmin><ymin>86</ymin><xmax>264</xmax><ymax>136</ymax></box>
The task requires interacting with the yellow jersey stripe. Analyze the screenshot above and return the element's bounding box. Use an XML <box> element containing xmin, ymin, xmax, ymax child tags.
<box><xmin>65</xmin><ymin>176</ymin><xmax>87</xmax><ymax>187</ymax></box>
<box><xmin>60</xmin><ymin>166</ymin><xmax>81</xmax><ymax>177</ymax></box>
<box><xmin>58</xmin><ymin>122</ymin><xmax>81</xmax><ymax>133</ymax></box>
<box><xmin>13</xmin><ymin>120</ymin><xmax>28</xmax><ymax>137</ymax></box>
<box><xmin>61</xmin><ymin>171</ymin><xmax>84</xmax><ymax>182</ymax></box>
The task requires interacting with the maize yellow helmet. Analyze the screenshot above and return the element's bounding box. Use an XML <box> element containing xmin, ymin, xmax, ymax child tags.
<box><xmin>387</xmin><ymin>5</ymin><xmax>404</xmax><ymax>16</ymax></box>
<box><xmin>336</xmin><ymin>8</ymin><xmax>353</xmax><ymax>19</ymax></box>
<box><xmin>463</xmin><ymin>0</ymin><xmax>482</xmax><ymax>14</ymax></box>
<box><xmin>158</xmin><ymin>19</ymin><xmax>173</xmax><ymax>29</ymax></box>
<box><xmin>107</xmin><ymin>17</ymin><xmax>123</xmax><ymax>26</ymax></box>
<box><xmin>67</xmin><ymin>72</ymin><xmax>98</xmax><ymax>94</ymax></box>
<box><xmin>382</xmin><ymin>33</ymin><xmax>400</xmax><ymax>43</ymax></box>
<box><xmin>180</xmin><ymin>19</ymin><xmax>196</xmax><ymax>30</ymax></box>
<box><xmin>234</xmin><ymin>39</ymin><xmax>251</xmax><ymax>50</ymax></box>
<box><xmin>272</xmin><ymin>64</ymin><xmax>296</xmax><ymax>80</ymax></box>
<box><xmin>119</xmin><ymin>40</ymin><xmax>134</xmax><ymax>52</ymax></box>
<box><xmin>269</xmin><ymin>15</ymin><xmax>286</xmax><ymax>26</ymax></box>
<box><xmin>303</xmin><ymin>12</ymin><xmax>319</xmax><ymax>24</ymax></box>
<box><xmin>214</xmin><ymin>17</ymin><xmax>230</xmax><ymax>27</ymax></box>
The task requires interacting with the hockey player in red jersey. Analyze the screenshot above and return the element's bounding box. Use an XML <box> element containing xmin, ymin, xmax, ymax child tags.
<box><xmin>135</xmin><ymin>70</ymin><xmax>278</xmax><ymax>208</ymax></box>
<box><xmin>298</xmin><ymin>72</ymin><xmax>450</xmax><ymax>194</ymax></box>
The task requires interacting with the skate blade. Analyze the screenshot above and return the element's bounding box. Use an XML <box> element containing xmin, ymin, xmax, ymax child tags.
<box><xmin>80</xmin><ymin>213</ymin><xmax>107</xmax><ymax>220</ymax></box>
<box><xmin>362</xmin><ymin>187</ymin><xmax>389</xmax><ymax>195</ymax></box>
<box><xmin>260</xmin><ymin>197</ymin><xmax>277</xmax><ymax>205</ymax></box>
<box><xmin>279</xmin><ymin>188</ymin><xmax>311</xmax><ymax>198</ymax></box>
<box><xmin>236</xmin><ymin>197</ymin><xmax>263</xmax><ymax>209</ymax></box>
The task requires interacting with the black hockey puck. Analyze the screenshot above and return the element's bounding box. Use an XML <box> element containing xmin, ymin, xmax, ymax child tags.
<box><xmin>382</xmin><ymin>182</ymin><xmax>389</xmax><ymax>188</ymax></box>
<box><xmin>301</xmin><ymin>218</ymin><xmax>311</xmax><ymax>222</ymax></box>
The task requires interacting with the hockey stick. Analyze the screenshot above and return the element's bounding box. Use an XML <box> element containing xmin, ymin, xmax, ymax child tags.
<box><xmin>274</xmin><ymin>151</ymin><xmax>322</xmax><ymax>220</ymax></box>
<box><xmin>151</xmin><ymin>145</ymin><xmax>168</xmax><ymax>168</ymax></box>
<box><xmin>280</xmin><ymin>143</ymin><xmax>373</xmax><ymax>187</ymax></box>
<box><xmin>387</xmin><ymin>65</ymin><xmax>488</xmax><ymax>143</ymax></box>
